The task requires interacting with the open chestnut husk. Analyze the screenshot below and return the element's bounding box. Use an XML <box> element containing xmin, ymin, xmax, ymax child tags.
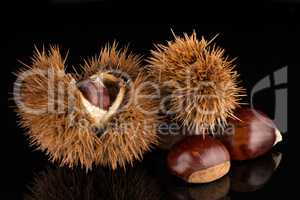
<box><xmin>167</xmin><ymin>136</ymin><xmax>230</xmax><ymax>184</ymax></box>
<box><xmin>220</xmin><ymin>108</ymin><xmax>282</xmax><ymax>161</ymax></box>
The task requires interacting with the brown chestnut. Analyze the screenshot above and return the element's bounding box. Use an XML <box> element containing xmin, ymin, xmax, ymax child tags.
<box><xmin>167</xmin><ymin>136</ymin><xmax>230</xmax><ymax>184</ymax></box>
<box><xmin>221</xmin><ymin>108</ymin><xmax>282</xmax><ymax>161</ymax></box>
<box><xmin>77</xmin><ymin>78</ymin><xmax>110</xmax><ymax>110</ymax></box>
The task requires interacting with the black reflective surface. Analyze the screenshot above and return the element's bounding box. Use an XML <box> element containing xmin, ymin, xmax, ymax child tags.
<box><xmin>21</xmin><ymin>150</ymin><xmax>284</xmax><ymax>200</ymax></box>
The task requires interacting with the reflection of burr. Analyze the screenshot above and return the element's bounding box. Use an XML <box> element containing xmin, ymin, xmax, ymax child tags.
<box><xmin>15</xmin><ymin>43</ymin><xmax>160</xmax><ymax>170</ymax></box>
<box><xmin>25</xmin><ymin>164</ymin><xmax>162</xmax><ymax>200</ymax></box>
<box><xmin>230</xmin><ymin>152</ymin><xmax>282</xmax><ymax>192</ymax></box>
<box><xmin>148</xmin><ymin>31</ymin><xmax>244</xmax><ymax>134</ymax></box>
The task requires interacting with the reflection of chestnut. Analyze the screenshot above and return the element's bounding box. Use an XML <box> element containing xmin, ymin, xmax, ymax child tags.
<box><xmin>167</xmin><ymin>176</ymin><xmax>230</xmax><ymax>200</ymax></box>
<box><xmin>189</xmin><ymin>175</ymin><xmax>230</xmax><ymax>200</ymax></box>
<box><xmin>221</xmin><ymin>108</ymin><xmax>282</xmax><ymax>161</ymax></box>
<box><xmin>230</xmin><ymin>152</ymin><xmax>282</xmax><ymax>192</ymax></box>
<box><xmin>167</xmin><ymin>136</ymin><xmax>230</xmax><ymax>183</ymax></box>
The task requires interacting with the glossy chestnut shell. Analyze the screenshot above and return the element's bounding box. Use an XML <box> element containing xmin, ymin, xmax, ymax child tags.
<box><xmin>221</xmin><ymin>108</ymin><xmax>281</xmax><ymax>161</ymax></box>
<box><xmin>167</xmin><ymin>136</ymin><xmax>230</xmax><ymax>183</ymax></box>
<box><xmin>77</xmin><ymin>78</ymin><xmax>110</xmax><ymax>110</ymax></box>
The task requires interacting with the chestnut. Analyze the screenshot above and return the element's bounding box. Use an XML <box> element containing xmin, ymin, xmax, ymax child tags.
<box><xmin>167</xmin><ymin>136</ymin><xmax>230</xmax><ymax>184</ymax></box>
<box><xmin>77</xmin><ymin>78</ymin><xmax>110</xmax><ymax>110</ymax></box>
<box><xmin>221</xmin><ymin>107</ymin><xmax>282</xmax><ymax>161</ymax></box>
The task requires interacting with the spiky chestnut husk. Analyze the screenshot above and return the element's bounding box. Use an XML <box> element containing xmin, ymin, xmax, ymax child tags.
<box><xmin>14</xmin><ymin>44</ymin><xmax>160</xmax><ymax>170</ymax></box>
<box><xmin>148</xmin><ymin>31</ymin><xmax>244</xmax><ymax>134</ymax></box>
<box><xmin>25</xmin><ymin>165</ymin><xmax>162</xmax><ymax>200</ymax></box>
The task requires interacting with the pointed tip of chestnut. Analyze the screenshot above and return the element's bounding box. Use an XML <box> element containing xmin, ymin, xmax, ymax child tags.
<box><xmin>77</xmin><ymin>79</ymin><xmax>110</xmax><ymax>110</ymax></box>
<box><xmin>221</xmin><ymin>107</ymin><xmax>282</xmax><ymax>161</ymax></box>
<box><xmin>167</xmin><ymin>136</ymin><xmax>230</xmax><ymax>184</ymax></box>
<box><xmin>274</xmin><ymin>129</ymin><xmax>282</xmax><ymax>146</ymax></box>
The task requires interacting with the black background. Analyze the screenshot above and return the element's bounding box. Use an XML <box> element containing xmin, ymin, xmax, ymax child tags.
<box><xmin>2</xmin><ymin>0</ymin><xmax>296</xmax><ymax>199</ymax></box>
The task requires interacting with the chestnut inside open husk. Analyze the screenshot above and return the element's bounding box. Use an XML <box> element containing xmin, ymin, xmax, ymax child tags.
<box><xmin>77</xmin><ymin>78</ymin><xmax>110</xmax><ymax>110</ymax></box>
